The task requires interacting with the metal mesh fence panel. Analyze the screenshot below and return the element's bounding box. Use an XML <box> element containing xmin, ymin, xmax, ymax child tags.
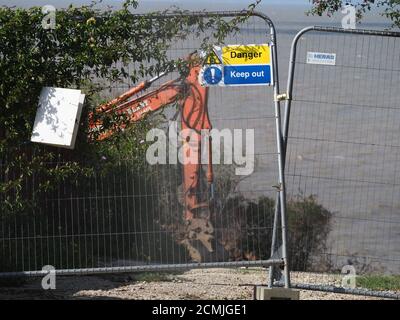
<box><xmin>284</xmin><ymin>27</ymin><xmax>400</xmax><ymax>275</ymax></box>
<box><xmin>0</xmin><ymin>12</ymin><xmax>288</xmax><ymax>276</ymax></box>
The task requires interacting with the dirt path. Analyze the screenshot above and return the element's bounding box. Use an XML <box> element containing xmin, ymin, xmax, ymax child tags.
<box><xmin>0</xmin><ymin>268</ymin><xmax>389</xmax><ymax>300</ymax></box>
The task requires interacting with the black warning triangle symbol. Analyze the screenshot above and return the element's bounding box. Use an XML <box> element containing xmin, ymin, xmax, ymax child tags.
<box><xmin>204</xmin><ymin>50</ymin><xmax>222</xmax><ymax>65</ymax></box>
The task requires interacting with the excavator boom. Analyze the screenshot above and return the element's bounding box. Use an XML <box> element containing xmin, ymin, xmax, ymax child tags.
<box><xmin>89</xmin><ymin>78</ymin><xmax>182</xmax><ymax>140</ymax></box>
<box><xmin>88</xmin><ymin>57</ymin><xmax>218</xmax><ymax>261</ymax></box>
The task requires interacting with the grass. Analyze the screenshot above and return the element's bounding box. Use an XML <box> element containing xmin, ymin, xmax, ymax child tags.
<box><xmin>357</xmin><ymin>275</ymin><xmax>400</xmax><ymax>291</ymax></box>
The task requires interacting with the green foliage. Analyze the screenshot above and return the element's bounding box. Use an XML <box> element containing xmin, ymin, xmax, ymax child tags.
<box><xmin>0</xmin><ymin>162</ymin><xmax>190</xmax><ymax>272</ymax></box>
<box><xmin>217</xmin><ymin>191</ymin><xmax>332</xmax><ymax>271</ymax></box>
<box><xmin>0</xmin><ymin>1</ymin><xmax>261</xmax><ymax>215</ymax></box>
<box><xmin>357</xmin><ymin>275</ymin><xmax>400</xmax><ymax>291</ymax></box>
<box><xmin>286</xmin><ymin>195</ymin><xmax>332</xmax><ymax>270</ymax></box>
<box><xmin>384</xmin><ymin>0</ymin><xmax>400</xmax><ymax>26</ymax></box>
<box><xmin>309</xmin><ymin>0</ymin><xmax>400</xmax><ymax>28</ymax></box>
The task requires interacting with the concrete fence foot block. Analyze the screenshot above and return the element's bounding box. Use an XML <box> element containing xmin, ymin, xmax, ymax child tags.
<box><xmin>254</xmin><ymin>286</ymin><xmax>300</xmax><ymax>300</ymax></box>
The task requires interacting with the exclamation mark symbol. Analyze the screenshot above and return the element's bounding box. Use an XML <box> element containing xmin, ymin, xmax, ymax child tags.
<box><xmin>211</xmin><ymin>68</ymin><xmax>216</xmax><ymax>82</ymax></box>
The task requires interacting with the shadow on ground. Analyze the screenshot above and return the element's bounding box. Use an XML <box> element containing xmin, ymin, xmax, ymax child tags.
<box><xmin>0</xmin><ymin>272</ymin><xmax>184</xmax><ymax>300</ymax></box>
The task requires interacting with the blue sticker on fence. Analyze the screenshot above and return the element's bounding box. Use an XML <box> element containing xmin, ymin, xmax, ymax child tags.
<box><xmin>223</xmin><ymin>65</ymin><xmax>271</xmax><ymax>85</ymax></box>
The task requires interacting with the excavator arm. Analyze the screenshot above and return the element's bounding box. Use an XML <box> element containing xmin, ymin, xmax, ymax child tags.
<box><xmin>88</xmin><ymin>58</ymin><xmax>217</xmax><ymax>261</ymax></box>
<box><xmin>89</xmin><ymin>76</ymin><xmax>182</xmax><ymax>140</ymax></box>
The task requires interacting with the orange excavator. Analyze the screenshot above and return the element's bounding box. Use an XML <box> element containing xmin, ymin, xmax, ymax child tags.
<box><xmin>88</xmin><ymin>54</ymin><xmax>222</xmax><ymax>262</ymax></box>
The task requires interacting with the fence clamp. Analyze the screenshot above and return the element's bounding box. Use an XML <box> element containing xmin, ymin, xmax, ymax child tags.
<box><xmin>272</xmin><ymin>183</ymin><xmax>282</xmax><ymax>192</ymax></box>
<box><xmin>275</xmin><ymin>93</ymin><xmax>288</xmax><ymax>102</ymax></box>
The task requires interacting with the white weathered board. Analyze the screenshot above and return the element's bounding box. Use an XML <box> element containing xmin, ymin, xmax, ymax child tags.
<box><xmin>31</xmin><ymin>87</ymin><xmax>85</xmax><ymax>149</ymax></box>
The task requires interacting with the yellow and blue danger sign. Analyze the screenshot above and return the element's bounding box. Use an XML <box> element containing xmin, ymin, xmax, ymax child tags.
<box><xmin>200</xmin><ymin>44</ymin><xmax>273</xmax><ymax>87</ymax></box>
<box><xmin>222</xmin><ymin>44</ymin><xmax>271</xmax><ymax>65</ymax></box>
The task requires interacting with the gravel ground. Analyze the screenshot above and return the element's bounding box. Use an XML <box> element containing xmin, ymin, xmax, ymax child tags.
<box><xmin>0</xmin><ymin>268</ymin><xmax>393</xmax><ymax>300</ymax></box>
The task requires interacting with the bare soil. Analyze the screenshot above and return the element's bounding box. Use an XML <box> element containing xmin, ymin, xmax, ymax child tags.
<box><xmin>0</xmin><ymin>268</ymin><xmax>390</xmax><ymax>300</ymax></box>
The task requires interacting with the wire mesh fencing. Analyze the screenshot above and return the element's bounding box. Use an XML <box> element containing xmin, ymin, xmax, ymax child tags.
<box><xmin>284</xmin><ymin>27</ymin><xmax>400</xmax><ymax>276</ymax></box>
<box><xmin>0</xmin><ymin>11</ymin><xmax>290</xmax><ymax>277</ymax></box>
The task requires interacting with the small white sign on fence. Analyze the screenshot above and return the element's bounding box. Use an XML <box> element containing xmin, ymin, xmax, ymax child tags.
<box><xmin>307</xmin><ymin>52</ymin><xmax>337</xmax><ymax>66</ymax></box>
